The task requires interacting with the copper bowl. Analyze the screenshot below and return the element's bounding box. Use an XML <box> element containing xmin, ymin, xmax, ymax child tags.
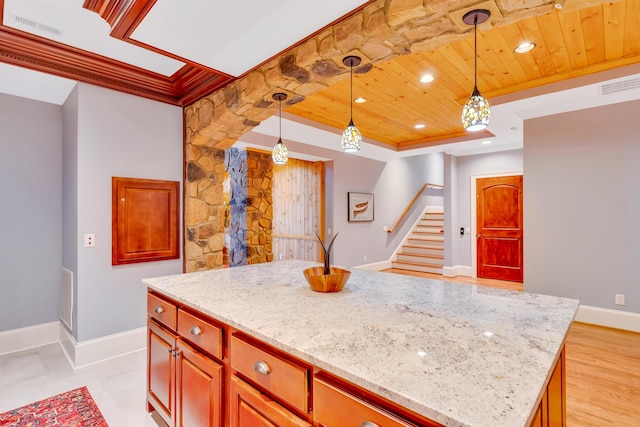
<box><xmin>303</xmin><ymin>266</ymin><xmax>351</xmax><ymax>293</ymax></box>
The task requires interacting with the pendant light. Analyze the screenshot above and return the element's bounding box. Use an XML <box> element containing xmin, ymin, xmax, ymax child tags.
<box><xmin>341</xmin><ymin>55</ymin><xmax>362</xmax><ymax>153</ymax></box>
<box><xmin>461</xmin><ymin>9</ymin><xmax>491</xmax><ymax>132</ymax></box>
<box><xmin>271</xmin><ymin>92</ymin><xmax>288</xmax><ymax>165</ymax></box>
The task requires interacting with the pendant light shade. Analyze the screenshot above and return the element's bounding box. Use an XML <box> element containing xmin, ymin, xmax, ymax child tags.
<box><xmin>272</xmin><ymin>92</ymin><xmax>288</xmax><ymax>165</ymax></box>
<box><xmin>341</xmin><ymin>55</ymin><xmax>362</xmax><ymax>153</ymax></box>
<box><xmin>462</xmin><ymin>9</ymin><xmax>491</xmax><ymax>132</ymax></box>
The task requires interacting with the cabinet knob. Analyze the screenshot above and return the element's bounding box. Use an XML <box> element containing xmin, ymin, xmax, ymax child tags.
<box><xmin>190</xmin><ymin>326</ymin><xmax>202</xmax><ymax>336</ymax></box>
<box><xmin>172</xmin><ymin>350</ymin><xmax>181</xmax><ymax>358</ymax></box>
<box><xmin>360</xmin><ymin>422</ymin><xmax>380</xmax><ymax>427</ymax></box>
<box><xmin>154</xmin><ymin>306</ymin><xmax>164</xmax><ymax>314</ymax></box>
<box><xmin>253</xmin><ymin>360</ymin><xmax>271</xmax><ymax>375</ymax></box>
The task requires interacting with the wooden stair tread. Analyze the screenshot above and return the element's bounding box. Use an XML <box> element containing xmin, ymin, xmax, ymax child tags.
<box><xmin>409</xmin><ymin>235</ymin><xmax>444</xmax><ymax>240</ymax></box>
<box><xmin>403</xmin><ymin>244</ymin><xmax>443</xmax><ymax>250</ymax></box>
<box><xmin>398</xmin><ymin>252</ymin><xmax>444</xmax><ymax>259</ymax></box>
<box><xmin>392</xmin><ymin>260</ymin><xmax>443</xmax><ymax>268</ymax></box>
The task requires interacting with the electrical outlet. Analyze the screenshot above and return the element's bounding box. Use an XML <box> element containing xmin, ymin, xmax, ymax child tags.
<box><xmin>279</xmin><ymin>253</ymin><xmax>283</xmax><ymax>260</ymax></box>
<box><xmin>363</xmin><ymin>255</ymin><xmax>367</xmax><ymax>262</ymax></box>
<box><xmin>615</xmin><ymin>294</ymin><xmax>625</xmax><ymax>306</ymax></box>
<box><xmin>84</xmin><ymin>233</ymin><xmax>95</xmax><ymax>248</ymax></box>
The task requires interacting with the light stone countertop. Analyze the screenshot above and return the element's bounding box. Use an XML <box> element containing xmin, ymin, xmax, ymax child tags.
<box><xmin>143</xmin><ymin>260</ymin><xmax>579</xmax><ymax>427</ymax></box>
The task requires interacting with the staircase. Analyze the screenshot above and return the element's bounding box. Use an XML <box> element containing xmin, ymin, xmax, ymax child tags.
<box><xmin>391</xmin><ymin>208</ymin><xmax>444</xmax><ymax>274</ymax></box>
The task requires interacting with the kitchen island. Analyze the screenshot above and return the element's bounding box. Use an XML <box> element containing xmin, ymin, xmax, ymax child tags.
<box><xmin>143</xmin><ymin>260</ymin><xmax>578</xmax><ymax>427</ymax></box>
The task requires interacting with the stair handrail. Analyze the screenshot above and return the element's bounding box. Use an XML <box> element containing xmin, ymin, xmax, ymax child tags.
<box><xmin>386</xmin><ymin>182</ymin><xmax>444</xmax><ymax>234</ymax></box>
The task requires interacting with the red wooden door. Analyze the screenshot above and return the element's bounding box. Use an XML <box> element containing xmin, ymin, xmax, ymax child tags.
<box><xmin>476</xmin><ymin>175</ymin><xmax>523</xmax><ymax>282</ymax></box>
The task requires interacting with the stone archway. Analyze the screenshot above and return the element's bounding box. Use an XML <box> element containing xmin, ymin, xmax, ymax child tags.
<box><xmin>183</xmin><ymin>0</ymin><xmax>595</xmax><ymax>272</ymax></box>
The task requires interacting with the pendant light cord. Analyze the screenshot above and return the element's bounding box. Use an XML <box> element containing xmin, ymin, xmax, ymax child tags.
<box><xmin>279</xmin><ymin>98</ymin><xmax>282</xmax><ymax>139</ymax></box>
<box><xmin>474</xmin><ymin>17</ymin><xmax>478</xmax><ymax>89</ymax></box>
<box><xmin>349</xmin><ymin>63</ymin><xmax>354</xmax><ymax>120</ymax></box>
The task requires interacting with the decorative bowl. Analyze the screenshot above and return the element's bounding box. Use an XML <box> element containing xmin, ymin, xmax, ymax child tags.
<box><xmin>303</xmin><ymin>266</ymin><xmax>351</xmax><ymax>293</ymax></box>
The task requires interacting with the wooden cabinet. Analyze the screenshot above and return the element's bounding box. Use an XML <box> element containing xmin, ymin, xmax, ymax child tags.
<box><xmin>147</xmin><ymin>320</ymin><xmax>176</xmax><ymax>426</ymax></box>
<box><xmin>175</xmin><ymin>340</ymin><xmax>223</xmax><ymax>427</ymax></box>
<box><xmin>229</xmin><ymin>376</ymin><xmax>311</xmax><ymax>427</ymax></box>
<box><xmin>147</xmin><ymin>290</ymin><xmax>566</xmax><ymax>427</ymax></box>
<box><xmin>532</xmin><ymin>348</ymin><xmax>566</xmax><ymax>427</ymax></box>
<box><xmin>230</xmin><ymin>335</ymin><xmax>309</xmax><ymax>414</ymax></box>
<box><xmin>147</xmin><ymin>292</ymin><xmax>225</xmax><ymax>427</ymax></box>
<box><xmin>314</xmin><ymin>377</ymin><xmax>422</xmax><ymax>427</ymax></box>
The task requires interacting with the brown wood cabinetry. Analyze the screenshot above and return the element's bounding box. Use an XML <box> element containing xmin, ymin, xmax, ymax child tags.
<box><xmin>146</xmin><ymin>290</ymin><xmax>567</xmax><ymax>427</ymax></box>
<box><xmin>175</xmin><ymin>340</ymin><xmax>224</xmax><ymax>427</ymax></box>
<box><xmin>147</xmin><ymin>320</ymin><xmax>176</xmax><ymax>425</ymax></box>
<box><xmin>147</xmin><ymin>292</ymin><xmax>225</xmax><ymax>427</ymax></box>
<box><xmin>229</xmin><ymin>376</ymin><xmax>311</xmax><ymax>427</ymax></box>
<box><xmin>230</xmin><ymin>335</ymin><xmax>309</xmax><ymax>415</ymax></box>
<box><xmin>314</xmin><ymin>377</ymin><xmax>424</xmax><ymax>427</ymax></box>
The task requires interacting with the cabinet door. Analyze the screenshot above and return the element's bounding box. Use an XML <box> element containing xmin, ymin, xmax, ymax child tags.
<box><xmin>148</xmin><ymin>320</ymin><xmax>176</xmax><ymax>426</ymax></box>
<box><xmin>175</xmin><ymin>340</ymin><xmax>224</xmax><ymax>427</ymax></box>
<box><xmin>229</xmin><ymin>376</ymin><xmax>311</xmax><ymax>427</ymax></box>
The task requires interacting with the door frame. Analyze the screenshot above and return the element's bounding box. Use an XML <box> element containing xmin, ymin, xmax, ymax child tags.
<box><xmin>469</xmin><ymin>171</ymin><xmax>523</xmax><ymax>278</ymax></box>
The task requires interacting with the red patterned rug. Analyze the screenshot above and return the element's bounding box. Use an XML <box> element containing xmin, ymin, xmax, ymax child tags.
<box><xmin>0</xmin><ymin>386</ymin><xmax>108</xmax><ymax>426</ymax></box>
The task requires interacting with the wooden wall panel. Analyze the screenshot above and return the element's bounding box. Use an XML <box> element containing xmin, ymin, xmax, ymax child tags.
<box><xmin>272</xmin><ymin>159</ymin><xmax>324</xmax><ymax>262</ymax></box>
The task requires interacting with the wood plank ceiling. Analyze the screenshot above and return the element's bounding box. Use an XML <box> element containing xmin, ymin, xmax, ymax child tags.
<box><xmin>1</xmin><ymin>0</ymin><xmax>639</xmax><ymax>148</ymax></box>
<box><xmin>286</xmin><ymin>0</ymin><xmax>640</xmax><ymax>149</ymax></box>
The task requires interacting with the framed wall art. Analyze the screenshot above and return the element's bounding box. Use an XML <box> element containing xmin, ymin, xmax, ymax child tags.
<box><xmin>348</xmin><ymin>192</ymin><xmax>374</xmax><ymax>222</ymax></box>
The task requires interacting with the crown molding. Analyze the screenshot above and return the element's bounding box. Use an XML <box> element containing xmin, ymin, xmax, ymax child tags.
<box><xmin>0</xmin><ymin>0</ymin><xmax>234</xmax><ymax>105</ymax></box>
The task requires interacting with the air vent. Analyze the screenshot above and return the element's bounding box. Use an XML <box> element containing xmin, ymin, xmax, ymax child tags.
<box><xmin>13</xmin><ymin>14</ymin><xmax>63</xmax><ymax>37</ymax></box>
<box><xmin>14</xmin><ymin>15</ymin><xmax>37</xmax><ymax>28</ymax></box>
<box><xmin>37</xmin><ymin>23</ymin><xmax>63</xmax><ymax>36</ymax></box>
<box><xmin>600</xmin><ymin>77</ymin><xmax>640</xmax><ymax>96</ymax></box>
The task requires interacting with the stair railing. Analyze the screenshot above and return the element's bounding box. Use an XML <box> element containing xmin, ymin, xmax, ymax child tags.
<box><xmin>386</xmin><ymin>182</ymin><xmax>444</xmax><ymax>234</ymax></box>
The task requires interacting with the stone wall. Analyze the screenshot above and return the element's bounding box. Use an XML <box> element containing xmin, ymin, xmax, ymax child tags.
<box><xmin>184</xmin><ymin>146</ymin><xmax>227</xmax><ymax>272</ymax></box>
<box><xmin>183</xmin><ymin>0</ymin><xmax>602</xmax><ymax>271</ymax></box>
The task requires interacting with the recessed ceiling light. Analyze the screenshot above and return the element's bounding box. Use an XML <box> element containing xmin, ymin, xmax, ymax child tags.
<box><xmin>414</xmin><ymin>123</ymin><xmax>426</xmax><ymax>129</ymax></box>
<box><xmin>354</xmin><ymin>97</ymin><xmax>367</xmax><ymax>104</ymax></box>
<box><xmin>481</xmin><ymin>140</ymin><xmax>492</xmax><ymax>145</ymax></box>
<box><xmin>419</xmin><ymin>74</ymin><xmax>434</xmax><ymax>83</ymax></box>
<box><xmin>515</xmin><ymin>42</ymin><xmax>536</xmax><ymax>54</ymax></box>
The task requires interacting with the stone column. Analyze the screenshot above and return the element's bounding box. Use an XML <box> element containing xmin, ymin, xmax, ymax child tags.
<box><xmin>226</xmin><ymin>148</ymin><xmax>274</xmax><ymax>266</ymax></box>
<box><xmin>184</xmin><ymin>147</ymin><xmax>227</xmax><ymax>272</ymax></box>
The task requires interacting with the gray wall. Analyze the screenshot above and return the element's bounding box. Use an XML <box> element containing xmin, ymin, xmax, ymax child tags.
<box><xmin>524</xmin><ymin>100</ymin><xmax>639</xmax><ymax>313</ymax></box>
<box><xmin>452</xmin><ymin>150</ymin><xmax>523</xmax><ymax>268</ymax></box>
<box><xmin>66</xmin><ymin>83</ymin><xmax>184</xmax><ymax>341</ymax></box>
<box><xmin>62</xmin><ymin>86</ymin><xmax>79</xmax><ymax>332</ymax></box>
<box><xmin>0</xmin><ymin>94</ymin><xmax>62</xmax><ymax>332</ymax></box>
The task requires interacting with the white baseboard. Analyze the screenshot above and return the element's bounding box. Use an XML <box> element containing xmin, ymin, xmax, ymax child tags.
<box><xmin>0</xmin><ymin>321</ymin><xmax>60</xmax><ymax>356</ymax></box>
<box><xmin>575</xmin><ymin>305</ymin><xmax>640</xmax><ymax>333</ymax></box>
<box><xmin>442</xmin><ymin>265</ymin><xmax>473</xmax><ymax>278</ymax></box>
<box><xmin>72</xmin><ymin>327</ymin><xmax>147</xmax><ymax>369</ymax></box>
<box><xmin>355</xmin><ymin>260</ymin><xmax>392</xmax><ymax>271</ymax></box>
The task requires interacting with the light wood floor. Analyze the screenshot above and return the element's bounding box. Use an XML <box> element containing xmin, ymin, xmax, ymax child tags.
<box><xmin>383</xmin><ymin>268</ymin><xmax>640</xmax><ymax>426</ymax></box>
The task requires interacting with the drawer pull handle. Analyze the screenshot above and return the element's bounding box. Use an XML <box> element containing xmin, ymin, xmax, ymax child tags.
<box><xmin>154</xmin><ymin>306</ymin><xmax>164</xmax><ymax>314</ymax></box>
<box><xmin>190</xmin><ymin>326</ymin><xmax>202</xmax><ymax>336</ymax></box>
<box><xmin>360</xmin><ymin>423</ymin><xmax>380</xmax><ymax>427</ymax></box>
<box><xmin>253</xmin><ymin>360</ymin><xmax>271</xmax><ymax>375</ymax></box>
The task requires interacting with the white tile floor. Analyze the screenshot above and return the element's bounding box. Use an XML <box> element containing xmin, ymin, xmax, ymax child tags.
<box><xmin>0</xmin><ymin>344</ymin><xmax>165</xmax><ymax>426</ymax></box>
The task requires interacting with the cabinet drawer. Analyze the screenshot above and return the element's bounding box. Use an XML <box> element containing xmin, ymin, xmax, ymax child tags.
<box><xmin>230</xmin><ymin>376</ymin><xmax>311</xmax><ymax>427</ymax></box>
<box><xmin>230</xmin><ymin>335</ymin><xmax>309</xmax><ymax>414</ymax></box>
<box><xmin>147</xmin><ymin>293</ymin><xmax>177</xmax><ymax>330</ymax></box>
<box><xmin>177</xmin><ymin>308</ymin><xmax>223</xmax><ymax>360</ymax></box>
<box><xmin>314</xmin><ymin>377</ymin><xmax>417</xmax><ymax>427</ymax></box>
